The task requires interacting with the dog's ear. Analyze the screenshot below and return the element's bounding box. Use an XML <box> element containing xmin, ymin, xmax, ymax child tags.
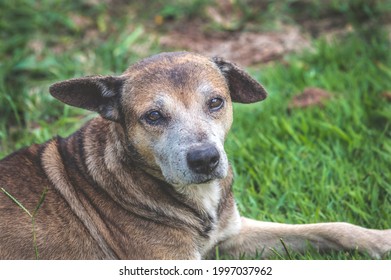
<box><xmin>49</xmin><ymin>75</ymin><xmax>125</xmax><ymax>122</ymax></box>
<box><xmin>212</xmin><ymin>57</ymin><xmax>267</xmax><ymax>103</ymax></box>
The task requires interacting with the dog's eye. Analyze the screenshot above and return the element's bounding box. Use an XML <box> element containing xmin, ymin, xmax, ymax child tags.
<box><xmin>145</xmin><ymin>111</ymin><xmax>163</xmax><ymax>124</ymax></box>
<box><xmin>208</xmin><ymin>98</ymin><xmax>224</xmax><ymax>111</ymax></box>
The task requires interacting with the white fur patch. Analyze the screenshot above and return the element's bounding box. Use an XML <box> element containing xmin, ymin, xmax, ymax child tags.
<box><xmin>176</xmin><ymin>180</ymin><xmax>221</xmax><ymax>219</ymax></box>
<box><xmin>217</xmin><ymin>204</ymin><xmax>242</xmax><ymax>242</ymax></box>
<box><xmin>204</xmin><ymin>201</ymin><xmax>242</xmax><ymax>256</ymax></box>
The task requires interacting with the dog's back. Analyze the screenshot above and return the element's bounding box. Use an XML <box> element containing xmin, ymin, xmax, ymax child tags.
<box><xmin>0</xmin><ymin>133</ymin><xmax>108</xmax><ymax>259</ymax></box>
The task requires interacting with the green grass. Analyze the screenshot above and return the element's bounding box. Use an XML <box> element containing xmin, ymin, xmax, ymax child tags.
<box><xmin>0</xmin><ymin>0</ymin><xmax>390</xmax><ymax>259</ymax></box>
<box><xmin>0</xmin><ymin>0</ymin><xmax>159</xmax><ymax>155</ymax></box>
<box><xmin>226</xmin><ymin>32</ymin><xmax>391</xmax><ymax>259</ymax></box>
<box><xmin>1</xmin><ymin>187</ymin><xmax>48</xmax><ymax>259</ymax></box>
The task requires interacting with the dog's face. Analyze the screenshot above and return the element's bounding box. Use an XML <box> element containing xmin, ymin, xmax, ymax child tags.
<box><xmin>49</xmin><ymin>52</ymin><xmax>267</xmax><ymax>186</ymax></box>
<box><xmin>121</xmin><ymin>53</ymin><xmax>233</xmax><ymax>186</ymax></box>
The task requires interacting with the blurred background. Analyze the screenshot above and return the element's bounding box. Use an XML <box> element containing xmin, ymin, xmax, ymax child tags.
<box><xmin>0</xmin><ymin>0</ymin><xmax>390</xmax><ymax>259</ymax></box>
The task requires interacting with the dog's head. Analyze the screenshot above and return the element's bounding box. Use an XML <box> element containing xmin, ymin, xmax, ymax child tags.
<box><xmin>50</xmin><ymin>52</ymin><xmax>267</xmax><ymax>187</ymax></box>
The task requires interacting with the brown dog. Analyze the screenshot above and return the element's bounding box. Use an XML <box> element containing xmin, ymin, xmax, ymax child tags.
<box><xmin>0</xmin><ymin>52</ymin><xmax>390</xmax><ymax>259</ymax></box>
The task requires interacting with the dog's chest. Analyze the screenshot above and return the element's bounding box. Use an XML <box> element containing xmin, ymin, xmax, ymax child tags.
<box><xmin>200</xmin><ymin>204</ymin><xmax>241</xmax><ymax>258</ymax></box>
<box><xmin>181</xmin><ymin>181</ymin><xmax>241</xmax><ymax>258</ymax></box>
<box><xmin>180</xmin><ymin>182</ymin><xmax>221</xmax><ymax>228</ymax></box>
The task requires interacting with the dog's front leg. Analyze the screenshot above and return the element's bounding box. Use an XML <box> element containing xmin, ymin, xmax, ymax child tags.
<box><xmin>218</xmin><ymin>217</ymin><xmax>391</xmax><ymax>259</ymax></box>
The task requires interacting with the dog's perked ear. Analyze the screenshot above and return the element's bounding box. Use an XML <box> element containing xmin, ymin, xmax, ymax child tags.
<box><xmin>212</xmin><ymin>57</ymin><xmax>268</xmax><ymax>104</ymax></box>
<box><xmin>49</xmin><ymin>75</ymin><xmax>125</xmax><ymax>122</ymax></box>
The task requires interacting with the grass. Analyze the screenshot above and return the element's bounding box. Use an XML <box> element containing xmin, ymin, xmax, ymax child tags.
<box><xmin>0</xmin><ymin>0</ymin><xmax>390</xmax><ymax>259</ymax></box>
<box><xmin>229</xmin><ymin>32</ymin><xmax>391</xmax><ymax>227</ymax></box>
<box><xmin>225</xmin><ymin>32</ymin><xmax>391</xmax><ymax>259</ymax></box>
<box><xmin>1</xmin><ymin>187</ymin><xmax>48</xmax><ymax>259</ymax></box>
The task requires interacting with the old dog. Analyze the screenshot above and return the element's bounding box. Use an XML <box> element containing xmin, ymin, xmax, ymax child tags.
<box><xmin>0</xmin><ymin>52</ymin><xmax>390</xmax><ymax>259</ymax></box>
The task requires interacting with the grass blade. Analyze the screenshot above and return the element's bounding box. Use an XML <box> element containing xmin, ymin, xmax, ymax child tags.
<box><xmin>33</xmin><ymin>187</ymin><xmax>48</xmax><ymax>216</ymax></box>
<box><xmin>269</xmin><ymin>247</ymin><xmax>285</xmax><ymax>260</ymax></box>
<box><xmin>1</xmin><ymin>187</ymin><xmax>32</xmax><ymax>218</ymax></box>
<box><xmin>280</xmin><ymin>238</ymin><xmax>293</xmax><ymax>260</ymax></box>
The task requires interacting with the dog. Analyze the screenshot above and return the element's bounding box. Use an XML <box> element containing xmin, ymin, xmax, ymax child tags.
<box><xmin>0</xmin><ymin>51</ymin><xmax>390</xmax><ymax>259</ymax></box>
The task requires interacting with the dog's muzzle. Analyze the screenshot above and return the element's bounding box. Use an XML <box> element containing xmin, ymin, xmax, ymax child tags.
<box><xmin>186</xmin><ymin>144</ymin><xmax>220</xmax><ymax>175</ymax></box>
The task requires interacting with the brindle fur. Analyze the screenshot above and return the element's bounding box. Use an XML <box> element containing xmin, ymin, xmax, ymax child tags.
<box><xmin>0</xmin><ymin>52</ymin><xmax>390</xmax><ymax>259</ymax></box>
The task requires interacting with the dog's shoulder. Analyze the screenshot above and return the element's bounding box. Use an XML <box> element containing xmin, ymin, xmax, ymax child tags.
<box><xmin>0</xmin><ymin>141</ymin><xmax>47</xmax><ymax>181</ymax></box>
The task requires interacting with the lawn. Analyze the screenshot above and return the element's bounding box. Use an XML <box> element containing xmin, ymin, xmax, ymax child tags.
<box><xmin>0</xmin><ymin>0</ymin><xmax>390</xmax><ymax>259</ymax></box>
<box><xmin>227</xmin><ymin>34</ymin><xmax>391</xmax><ymax>259</ymax></box>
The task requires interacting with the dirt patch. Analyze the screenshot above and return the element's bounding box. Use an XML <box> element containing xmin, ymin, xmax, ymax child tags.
<box><xmin>382</xmin><ymin>92</ymin><xmax>391</xmax><ymax>102</ymax></box>
<box><xmin>160</xmin><ymin>25</ymin><xmax>311</xmax><ymax>66</ymax></box>
<box><xmin>289</xmin><ymin>87</ymin><xmax>333</xmax><ymax>109</ymax></box>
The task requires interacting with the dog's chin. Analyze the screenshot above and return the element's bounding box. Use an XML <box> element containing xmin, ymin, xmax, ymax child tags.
<box><xmin>197</xmin><ymin>178</ymin><xmax>214</xmax><ymax>184</ymax></box>
<box><xmin>185</xmin><ymin>177</ymin><xmax>214</xmax><ymax>186</ymax></box>
<box><xmin>166</xmin><ymin>170</ymin><xmax>227</xmax><ymax>188</ymax></box>
<box><xmin>170</xmin><ymin>178</ymin><xmax>215</xmax><ymax>189</ymax></box>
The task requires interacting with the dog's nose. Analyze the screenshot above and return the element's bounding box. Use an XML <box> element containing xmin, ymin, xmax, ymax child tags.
<box><xmin>187</xmin><ymin>145</ymin><xmax>220</xmax><ymax>175</ymax></box>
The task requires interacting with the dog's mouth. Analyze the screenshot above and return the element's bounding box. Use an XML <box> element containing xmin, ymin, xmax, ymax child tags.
<box><xmin>170</xmin><ymin>177</ymin><xmax>216</xmax><ymax>189</ymax></box>
<box><xmin>199</xmin><ymin>178</ymin><xmax>213</xmax><ymax>184</ymax></box>
<box><xmin>188</xmin><ymin>176</ymin><xmax>214</xmax><ymax>185</ymax></box>
<box><xmin>170</xmin><ymin>169</ymin><xmax>226</xmax><ymax>187</ymax></box>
